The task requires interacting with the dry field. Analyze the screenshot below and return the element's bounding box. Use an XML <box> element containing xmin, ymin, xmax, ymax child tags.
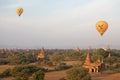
<box><xmin>0</xmin><ymin>65</ymin><xmax>15</xmax><ymax>72</ymax></box>
<box><xmin>91</xmin><ymin>70</ymin><xmax>120</xmax><ymax>80</ymax></box>
<box><xmin>102</xmin><ymin>73</ymin><xmax>120</xmax><ymax>80</ymax></box>
<box><xmin>63</xmin><ymin>60</ymin><xmax>81</xmax><ymax>65</ymax></box>
<box><xmin>45</xmin><ymin>70</ymin><xmax>68</xmax><ymax>80</ymax></box>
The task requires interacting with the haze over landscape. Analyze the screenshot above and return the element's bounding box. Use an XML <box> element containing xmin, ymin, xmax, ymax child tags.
<box><xmin>0</xmin><ymin>0</ymin><xmax>120</xmax><ymax>49</ymax></box>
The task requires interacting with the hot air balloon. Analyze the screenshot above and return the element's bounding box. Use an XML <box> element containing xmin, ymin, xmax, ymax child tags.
<box><xmin>96</xmin><ymin>21</ymin><xmax>108</xmax><ymax>36</ymax></box>
<box><xmin>16</xmin><ymin>7</ymin><xmax>23</xmax><ymax>16</ymax></box>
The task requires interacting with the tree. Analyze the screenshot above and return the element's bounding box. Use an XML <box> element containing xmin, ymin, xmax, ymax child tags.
<box><xmin>66</xmin><ymin>67</ymin><xmax>91</xmax><ymax>80</ymax></box>
<box><xmin>33</xmin><ymin>70</ymin><xmax>45</xmax><ymax>80</ymax></box>
<box><xmin>96</xmin><ymin>48</ymin><xmax>108</xmax><ymax>58</ymax></box>
<box><xmin>49</xmin><ymin>53</ymin><xmax>63</xmax><ymax>67</ymax></box>
<box><xmin>105</xmin><ymin>56</ymin><xmax>118</xmax><ymax>65</ymax></box>
<box><xmin>25</xmin><ymin>53</ymin><xmax>36</xmax><ymax>62</ymax></box>
<box><xmin>8</xmin><ymin>54</ymin><xmax>28</xmax><ymax>64</ymax></box>
<box><xmin>0</xmin><ymin>69</ymin><xmax>11</xmax><ymax>78</ymax></box>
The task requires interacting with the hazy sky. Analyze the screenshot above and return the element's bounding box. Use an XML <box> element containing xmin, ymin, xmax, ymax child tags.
<box><xmin>0</xmin><ymin>0</ymin><xmax>120</xmax><ymax>49</ymax></box>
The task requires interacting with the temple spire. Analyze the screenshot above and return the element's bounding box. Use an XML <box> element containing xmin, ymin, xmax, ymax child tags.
<box><xmin>37</xmin><ymin>48</ymin><xmax>45</xmax><ymax>59</ymax></box>
<box><xmin>84</xmin><ymin>52</ymin><xmax>91</xmax><ymax>66</ymax></box>
<box><xmin>108</xmin><ymin>53</ymin><xmax>111</xmax><ymax>58</ymax></box>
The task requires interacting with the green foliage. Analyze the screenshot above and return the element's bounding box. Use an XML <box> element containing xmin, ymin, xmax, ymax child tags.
<box><xmin>91</xmin><ymin>54</ymin><xmax>100</xmax><ymax>62</ymax></box>
<box><xmin>25</xmin><ymin>53</ymin><xmax>36</xmax><ymax>62</ymax></box>
<box><xmin>64</xmin><ymin>50</ymin><xmax>86</xmax><ymax>61</ymax></box>
<box><xmin>105</xmin><ymin>56</ymin><xmax>118</xmax><ymax>65</ymax></box>
<box><xmin>114</xmin><ymin>63</ymin><xmax>120</xmax><ymax>68</ymax></box>
<box><xmin>0</xmin><ymin>65</ymin><xmax>47</xmax><ymax>79</ymax></box>
<box><xmin>96</xmin><ymin>48</ymin><xmax>108</xmax><ymax>57</ymax></box>
<box><xmin>8</xmin><ymin>54</ymin><xmax>29</xmax><ymax>64</ymax></box>
<box><xmin>105</xmin><ymin>56</ymin><xmax>120</xmax><ymax>70</ymax></box>
<box><xmin>50</xmin><ymin>53</ymin><xmax>63</xmax><ymax>66</ymax></box>
<box><xmin>0</xmin><ymin>69</ymin><xmax>11</xmax><ymax>78</ymax></box>
<box><xmin>111</xmin><ymin>50</ymin><xmax>120</xmax><ymax>57</ymax></box>
<box><xmin>33</xmin><ymin>70</ymin><xmax>45</xmax><ymax>80</ymax></box>
<box><xmin>56</xmin><ymin>63</ymin><xmax>71</xmax><ymax>70</ymax></box>
<box><xmin>46</xmin><ymin>61</ymin><xmax>53</xmax><ymax>66</ymax></box>
<box><xmin>59</xmin><ymin>77</ymin><xmax>66</xmax><ymax>80</ymax></box>
<box><xmin>0</xmin><ymin>58</ymin><xmax>9</xmax><ymax>65</ymax></box>
<box><xmin>66</xmin><ymin>67</ymin><xmax>91</xmax><ymax>80</ymax></box>
<box><xmin>11</xmin><ymin>65</ymin><xmax>47</xmax><ymax>79</ymax></box>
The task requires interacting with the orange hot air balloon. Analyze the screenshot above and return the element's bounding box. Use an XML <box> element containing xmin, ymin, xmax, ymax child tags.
<box><xmin>96</xmin><ymin>21</ymin><xmax>108</xmax><ymax>36</ymax></box>
<box><xmin>16</xmin><ymin>7</ymin><xmax>23</xmax><ymax>16</ymax></box>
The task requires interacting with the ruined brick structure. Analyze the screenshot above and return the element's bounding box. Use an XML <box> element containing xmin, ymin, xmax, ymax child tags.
<box><xmin>83</xmin><ymin>53</ymin><xmax>105</xmax><ymax>72</ymax></box>
<box><xmin>37</xmin><ymin>48</ymin><xmax>45</xmax><ymax>59</ymax></box>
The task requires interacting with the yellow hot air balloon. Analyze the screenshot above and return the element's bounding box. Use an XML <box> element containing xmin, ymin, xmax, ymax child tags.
<box><xmin>16</xmin><ymin>7</ymin><xmax>23</xmax><ymax>16</ymax></box>
<box><xmin>96</xmin><ymin>21</ymin><xmax>108</xmax><ymax>36</ymax></box>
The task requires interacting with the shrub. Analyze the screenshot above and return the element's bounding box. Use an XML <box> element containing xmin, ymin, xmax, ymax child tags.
<box><xmin>66</xmin><ymin>67</ymin><xmax>91</xmax><ymax>80</ymax></box>
<box><xmin>56</xmin><ymin>63</ymin><xmax>71</xmax><ymax>70</ymax></box>
<box><xmin>59</xmin><ymin>77</ymin><xmax>66</xmax><ymax>80</ymax></box>
<box><xmin>0</xmin><ymin>58</ymin><xmax>9</xmax><ymax>65</ymax></box>
<box><xmin>8</xmin><ymin>54</ymin><xmax>29</xmax><ymax>64</ymax></box>
<box><xmin>33</xmin><ymin>70</ymin><xmax>45</xmax><ymax>80</ymax></box>
<box><xmin>0</xmin><ymin>69</ymin><xmax>11</xmax><ymax>78</ymax></box>
<box><xmin>11</xmin><ymin>65</ymin><xmax>47</xmax><ymax>79</ymax></box>
<box><xmin>46</xmin><ymin>61</ymin><xmax>53</xmax><ymax>66</ymax></box>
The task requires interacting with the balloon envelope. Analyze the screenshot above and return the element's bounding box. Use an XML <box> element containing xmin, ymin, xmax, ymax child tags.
<box><xmin>96</xmin><ymin>21</ymin><xmax>108</xmax><ymax>36</ymax></box>
<box><xmin>16</xmin><ymin>7</ymin><xmax>23</xmax><ymax>16</ymax></box>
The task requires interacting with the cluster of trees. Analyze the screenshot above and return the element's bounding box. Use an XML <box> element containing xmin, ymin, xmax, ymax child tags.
<box><xmin>66</xmin><ymin>66</ymin><xmax>91</xmax><ymax>80</ymax></box>
<box><xmin>0</xmin><ymin>53</ymin><xmax>36</xmax><ymax>65</ymax></box>
<box><xmin>0</xmin><ymin>48</ymin><xmax>99</xmax><ymax>64</ymax></box>
<box><xmin>0</xmin><ymin>48</ymin><xmax>120</xmax><ymax>65</ymax></box>
<box><xmin>58</xmin><ymin>66</ymin><xmax>91</xmax><ymax>80</ymax></box>
<box><xmin>90</xmin><ymin>48</ymin><xmax>120</xmax><ymax>70</ymax></box>
<box><xmin>0</xmin><ymin>48</ymin><xmax>120</xmax><ymax>68</ymax></box>
<box><xmin>33</xmin><ymin>70</ymin><xmax>45</xmax><ymax>80</ymax></box>
<box><xmin>0</xmin><ymin>65</ymin><xmax>92</xmax><ymax>80</ymax></box>
<box><xmin>0</xmin><ymin>65</ymin><xmax>47</xmax><ymax>80</ymax></box>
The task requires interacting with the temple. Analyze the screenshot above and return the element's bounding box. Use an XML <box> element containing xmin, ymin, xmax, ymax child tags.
<box><xmin>37</xmin><ymin>48</ymin><xmax>45</xmax><ymax>59</ymax></box>
<box><xmin>83</xmin><ymin>52</ymin><xmax>105</xmax><ymax>72</ymax></box>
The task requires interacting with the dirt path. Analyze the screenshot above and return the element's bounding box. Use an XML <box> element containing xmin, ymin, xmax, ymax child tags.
<box><xmin>92</xmin><ymin>71</ymin><xmax>120</xmax><ymax>80</ymax></box>
<box><xmin>101</xmin><ymin>73</ymin><xmax>120</xmax><ymax>80</ymax></box>
<box><xmin>0</xmin><ymin>65</ymin><xmax>15</xmax><ymax>72</ymax></box>
<box><xmin>45</xmin><ymin>70</ymin><xmax>68</xmax><ymax>80</ymax></box>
